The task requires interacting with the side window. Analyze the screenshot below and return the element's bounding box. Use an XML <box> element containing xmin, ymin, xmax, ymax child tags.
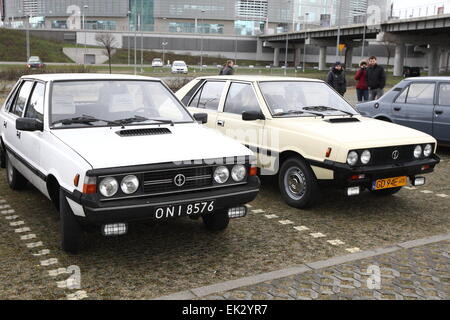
<box><xmin>395</xmin><ymin>86</ymin><xmax>409</xmax><ymax>103</ymax></box>
<box><xmin>197</xmin><ymin>81</ymin><xmax>225</xmax><ymax>110</ymax></box>
<box><xmin>224</xmin><ymin>83</ymin><xmax>260</xmax><ymax>115</ymax></box>
<box><xmin>3</xmin><ymin>81</ymin><xmax>21</xmax><ymax>112</ymax></box>
<box><xmin>182</xmin><ymin>79</ymin><xmax>205</xmax><ymax>105</ymax></box>
<box><xmin>406</xmin><ymin>83</ymin><xmax>435</xmax><ymax>105</ymax></box>
<box><xmin>188</xmin><ymin>85</ymin><xmax>203</xmax><ymax>108</ymax></box>
<box><xmin>10</xmin><ymin>81</ymin><xmax>34</xmax><ymax>117</ymax></box>
<box><xmin>25</xmin><ymin>82</ymin><xmax>45</xmax><ymax>121</ymax></box>
<box><xmin>438</xmin><ymin>83</ymin><xmax>450</xmax><ymax>106</ymax></box>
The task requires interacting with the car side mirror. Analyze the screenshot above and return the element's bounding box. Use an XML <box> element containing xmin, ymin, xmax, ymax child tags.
<box><xmin>242</xmin><ymin>111</ymin><xmax>265</xmax><ymax>121</ymax></box>
<box><xmin>193</xmin><ymin>113</ymin><xmax>208</xmax><ymax>124</ymax></box>
<box><xmin>16</xmin><ymin>118</ymin><xmax>43</xmax><ymax>132</ymax></box>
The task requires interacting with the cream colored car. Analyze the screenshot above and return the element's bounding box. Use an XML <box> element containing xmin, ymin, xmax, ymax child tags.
<box><xmin>176</xmin><ymin>76</ymin><xmax>440</xmax><ymax>208</ymax></box>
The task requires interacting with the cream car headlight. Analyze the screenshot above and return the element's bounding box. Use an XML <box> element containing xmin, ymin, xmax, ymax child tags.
<box><xmin>120</xmin><ymin>175</ymin><xmax>139</xmax><ymax>194</ymax></box>
<box><xmin>99</xmin><ymin>177</ymin><xmax>118</xmax><ymax>197</ymax></box>
<box><xmin>360</xmin><ymin>150</ymin><xmax>371</xmax><ymax>164</ymax></box>
<box><xmin>214</xmin><ymin>166</ymin><xmax>229</xmax><ymax>184</ymax></box>
<box><xmin>231</xmin><ymin>164</ymin><xmax>246</xmax><ymax>182</ymax></box>
<box><xmin>347</xmin><ymin>151</ymin><xmax>359</xmax><ymax>166</ymax></box>
<box><xmin>423</xmin><ymin>144</ymin><xmax>432</xmax><ymax>157</ymax></box>
<box><xmin>414</xmin><ymin>145</ymin><xmax>422</xmax><ymax>159</ymax></box>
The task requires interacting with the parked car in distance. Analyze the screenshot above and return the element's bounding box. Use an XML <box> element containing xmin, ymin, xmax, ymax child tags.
<box><xmin>151</xmin><ymin>58</ymin><xmax>163</xmax><ymax>67</ymax></box>
<box><xmin>0</xmin><ymin>74</ymin><xmax>259</xmax><ymax>253</ymax></box>
<box><xmin>26</xmin><ymin>56</ymin><xmax>44</xmax><ymax>69</ymax></box>
<box><xmin>171</xmin><ymin>60</ymin><xmax>188</xmax><ymax>74</ymax></box>
<box><xmin>357</xmin><ymin>77</ymin><xmax>450</xmax><ymax>146</ymax></box>
<box><xmin>176</xmin><ymin>75</ymin><xmax>440</xmax><ymax>209</ymax></box>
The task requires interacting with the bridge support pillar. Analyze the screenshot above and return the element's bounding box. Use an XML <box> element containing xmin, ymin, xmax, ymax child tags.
<box><xmin>344</xmin><ymin>46</ymin><xmax>353</xmax><ymax>69</ymax></box>
<box><xmin>440</xmin><ymin>49</ymin><xmax>449</xmax><ymax>73</ymax></box>
<box><xmin>319</xmin><ymin>46</ymin><xmax>327</xmax><ymax>70</ymax></box>
<box><xmin>393</xmin><ymin>44</ymin><xmax>405</xmax><ymax>77</ymax></box>
<box><xmin>427</xmin><ymin>45</ymin><xmax>440</xmax><ymax>76</ymax></box>
<box><xmin>273</xmin><ymin>47</ymin><xmax>280</xmax><ymax>67</ymax></box>
<box><xmin>294</xmin><ymin>46</ymin><xmax>302</xmax><ymax>67</ymax></box>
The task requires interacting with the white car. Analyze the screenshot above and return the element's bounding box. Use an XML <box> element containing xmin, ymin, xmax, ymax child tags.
<box><xmin>171</xmin><ymin>61</ymin><xmax>188</xmax><ymax>74</ymax></box>
<box><xmin>151</xmin><ymin>58</ymin><xmax>163</xmax><ymax>67</ymax></box>
<box><xmin>0</xmin><ymin>74</ymin><xmax>259</xmax><ymax>253</ymax></box>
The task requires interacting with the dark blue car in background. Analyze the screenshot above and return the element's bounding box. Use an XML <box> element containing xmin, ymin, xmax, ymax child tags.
<box><xmin>357</xmin><ymin>77</ymin><xmax>450</xmax><ymax>146</ymax></box>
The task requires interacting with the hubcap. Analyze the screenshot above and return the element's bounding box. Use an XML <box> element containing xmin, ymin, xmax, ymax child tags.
<box><xmin>284</xmin><ymin>166</ymin><xmax>307</xmax><ymax>200</ymax></box>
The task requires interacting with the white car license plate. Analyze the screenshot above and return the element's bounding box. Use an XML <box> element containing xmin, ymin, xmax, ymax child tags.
<box><xmin>154</xmin><ymin>201</ymin><xmax>215</xmax><ymax>219</ymax></box>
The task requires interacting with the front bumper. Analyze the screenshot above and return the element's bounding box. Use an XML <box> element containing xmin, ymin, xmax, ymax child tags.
<box><xmin>313</xmin><ymin>154</ymin><xmax>440</xmax><ymax>188</ymax></box>
<box><xmin>64</xmin><ymin>176</ymin><xmax>260</xmax><ymax>224</ymax></box>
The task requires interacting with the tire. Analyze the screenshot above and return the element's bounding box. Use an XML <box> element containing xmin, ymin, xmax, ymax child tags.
<box><xmin>202</xmin><ymin>209</ymin><xmax>229</xmax><ymax>231</ymax></box>
<box><xmin>278</xmin><ymin>157</ymin><xmax>319</xmax><ymax>209</ymax></box>
<box><xmin>59</xmin><ymin>189</ymin><xmax>83</xmax><ymax>254</ymax></box>
<box><xmin>369</xmin><ymin>186</ymin><xmax>402</xmax><ymax>196</ymax></box>
<box><xmin>0</xmin><ymin>142</ymin><xmax>5</xmax><ymax>169</ymax></box>
<box><xmin>5</xmin><ymin>152</ymin><xmax>27</xmax><ymax>190</ymax></box>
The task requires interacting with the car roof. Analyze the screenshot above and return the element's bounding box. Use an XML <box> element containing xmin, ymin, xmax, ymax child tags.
<box><xmin>197</xmin><ymin>75</ymin><xmax>323</xmax><ymax>82</ymax></box>
<box><xmin>404</xmin><ymin>76</ymin><xmax>450</xmax><ymax>81</ymax></box>
<box><xmin>20</xmin><ymin>73</ymin><xmax>161</xmax><ymax>82</ymax></box>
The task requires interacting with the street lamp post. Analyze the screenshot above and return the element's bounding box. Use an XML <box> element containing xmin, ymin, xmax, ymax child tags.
<box><xmin>199</xmin><ymin>9</ymin><xmax>206</xmax><ymax>71</ymax></box>
<box><xmin>284</xmin><ymin>0</ymin><xmax>292</xmax><ymax>76</ymax></box>
<box><xmin>303</xmin><ymin>13</ymin><xmax>308</xmax><ymax>72</ymax></box>
<box><xmin>127</xmin><ymin>10</ymin><xmax>131</xmax><ymax>66</ymax></box>
<box><xmin>161</xmin><ymin>41</ymin><xmax>168</xmax><ymax>66</ymax></box>
<box><xmin>140</xmin><ymin>0</ymin><xmax>144</xmax><ymax>73</ymax></box>
<box><xmin>335</xmin><ymin>0</ymin><xmax>343</xmax><ymax>61</ymax></box>
<box><xmin>83</xmin><ymin>5</ymin><xmax>88</xmax><ymax>66</ymax></box>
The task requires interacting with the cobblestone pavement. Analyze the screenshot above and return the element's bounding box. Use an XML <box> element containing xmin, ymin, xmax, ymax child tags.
<box><xmin>201</xmin><ymin>240</ymin><xmax>450</xmax><ymax>300</ymax></box>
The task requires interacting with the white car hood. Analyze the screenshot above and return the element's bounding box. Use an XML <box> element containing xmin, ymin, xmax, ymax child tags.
<box><xmin>51</xmin><ymin>123</ymin><xmax>252</xmax><ymax>169</ymax></box>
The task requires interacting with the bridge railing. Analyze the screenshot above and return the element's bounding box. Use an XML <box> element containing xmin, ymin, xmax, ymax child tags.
<box><xmin>390</xmin><ymin>1</ymin><xmax>450</xmax><ymax>20</ymax></box>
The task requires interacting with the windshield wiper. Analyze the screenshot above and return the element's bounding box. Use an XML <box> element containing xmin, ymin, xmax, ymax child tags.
<box><xmin>53</xmin><ymin>115</ymin><xmax>120</xmax><ymax>126</ymax></box>
<box><xmin>272</xmin><ymin>110</ymin><xmax>305</xmax><ymax>116</ymax></box>
<box><xmin>303</xmin><ymin>106</ymin><xmax>355</xmax><ymax>117</ymax></box>
<box><xmin>115</xmin><ymin>115</ymin><xmax>174</xmax><ymax>127</ymax></box>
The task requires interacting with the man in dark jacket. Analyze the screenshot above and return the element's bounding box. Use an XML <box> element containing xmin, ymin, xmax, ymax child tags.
<box><xmin>219</xmin><ymin>60</ymin><xmax>235</xmax><ymax>75</ymax></box>
<box><xmin>326</xmin><ymin>61</ymin><xmax>346</xmax><ymax>96</ymax></box>
<box><xmin>366</xmin><ymin>56</ymin><xmax>386</xmax><ymax>100</ymax></box>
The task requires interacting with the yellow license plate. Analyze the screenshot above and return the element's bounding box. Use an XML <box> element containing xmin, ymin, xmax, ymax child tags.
<box><xmin>372</xmin><ymin>176</ymin><xmax>407</xmax><ymax>190</ymax></box>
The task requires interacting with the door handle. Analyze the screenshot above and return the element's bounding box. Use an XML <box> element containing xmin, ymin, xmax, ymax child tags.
<box><xmin>3</xmin><ymin>121</ymin><xmax>6</xmax><ymax>128</ymax></box>
<box><xmin>393</xmin><ymin>107</ymin><xmax>401</xmax><ymax>111</ymax></box>
<box><xmin>16</xmin><ymin>131</ymin><xmax>21</xmax><ymax>139</ymax></box>
<box><xmin>217</xmin><ymin>120</ymin><xmax>225</xmax><ymax>127</ymax></box>
<box><xmin>435</xmin><ymin>110</ymin><xmax>443</xmax><ymax>115</ymax></box>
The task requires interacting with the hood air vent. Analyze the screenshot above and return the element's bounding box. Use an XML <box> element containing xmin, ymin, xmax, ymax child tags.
<box><xmin>117</xmin><ymin>128</ymin><xmax>172</xmax><ymax>137</ymax></box>
<box><xmin>325</xmin><ymin>118</ymin><xmax>360</xmax><ymax>123</ymax></box>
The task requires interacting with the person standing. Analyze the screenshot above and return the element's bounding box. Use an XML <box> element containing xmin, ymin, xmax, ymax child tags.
<box><xmin>354</xmin><ymin>60</ymin><xmax>369</xmax><ymax>102</ymax></box>
<box><xmin>326</xmin><ymin>61</ymin><xmax>347</xmax><ymax>96</ymax></box>
<box><xmin>219</xmin><ymin>60</ymin><xmax>235</xmax><ymax>75</ymax></box>
<box><xmin>366</xmin><ymin>56</ymin><xmax>386</xmax><ymax>100</ymax></box>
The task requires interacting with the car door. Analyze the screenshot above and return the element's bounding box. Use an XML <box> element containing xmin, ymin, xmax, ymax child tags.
<box><xmin>185</xmin><ymin>80</ymin><xmax>227</xmax><ymax>129</ymax></box>
<box><xmin>433</xmin><ymin>82</ymin><xmax>450</xmax><ymax>143</ymax></box>
<box><xmin>2</xmin><ymin>80</ymin><xmax>35</xmax><ymax>182</ymax></box>
<box><xmin>390</xmin><ymin>81</ymin><xmax>435</xmax><ymax>135</ymax></box>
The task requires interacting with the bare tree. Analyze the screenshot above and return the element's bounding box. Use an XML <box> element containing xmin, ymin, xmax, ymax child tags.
<box><xmin>95</xmin><ymin>33</ymin><xmax>117</xmax><ymax>74</ymax></box>
<box><xmin>381</xmin><ymin>41</ymin><xmax>394</xmax><ymax>71</ymax></box>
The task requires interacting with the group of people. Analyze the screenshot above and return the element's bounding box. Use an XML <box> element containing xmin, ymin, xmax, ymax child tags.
<box><xmin>326</xmin><ymin>55</ymin><xmax>386</xmax><ymax>102</ymax></box>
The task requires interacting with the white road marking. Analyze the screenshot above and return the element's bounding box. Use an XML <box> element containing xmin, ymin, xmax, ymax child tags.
<box><xmin>20</xmin><ymin>234</ymin><xmax>36</xmax><ymax>240</ymax></box>
<box><xmin>33</xmin><ymin>249</ymin><xmax>50</xmax><ymax>257</ymax></box>
<box><xmin>436</xmin><ymin>194</ymin><xmax>448</xmax><ymax>198</ymax></box>
<box><xmin>40</xmin><ymin>258</ymin><xmax>58</xmax><ymax>266</ymax></box>
<box><xmin>245</xmin><ymin>204</ymin><xmax>253</xmax><ymax>208</ymax></box>
<box><xmin>48</xmin><ymin>268</ymin><xmax>69</xmax><ymax>277</ymax></box>
<box><xmin>0</xmin><ymin>204</ymin><xmax>11</xmax><ymax>209</ymax></box>
<box><xmin>404</xmin><ymin>186</ymin><xmax>417</xmax><ymax>190</ymax></box>
<box><xmin>346</xmin><ymin>247</ymin><xmax>361</xmax><ymax>253</ymax></box>
<box><xmin>420</xmin><ymin>190</ymin><xmax>433</xmax><ymax>194</ymax></box>
<box><xmin>9</xmin><ymin>221</ymin><xmax>25</xmax><ymax>226</ymax></box>
<box><xmin>327</xmin><ymin>239</ymin><xmax>345</xmax><ymax>246</ymax></box>
<box><xmin>1</xmin><ymin>209</ymin><xmax>15</xmax><ymax>214</ymax></box>
<box><xmin>26</xmin><ymin>241</ymin><xmax>44</xmax><ymax>248</ymax></box>
<box><xmin>15</xmin><ymin>227</ymin><xmax>31</xmax><ymax>233</ymax></box>
<box><xmin>264</xmin><ymin>214</ymin><xmax>278</xmax><ymax>219</ymax></box>
<box><xmin>0</xmin><ymin>199</ymin><xmax>6</xmax><ymax>203</ymax></box>
<box><xmin>278</xmin><ymin>220</ymin><xmax>294</xmax><ymax>225</ymax></box>
<box><xmin>293</xmin><ymin>226</ymin><xmax>309</xmax><ymax>231</ymax></box>
<box><xmin>5</xmin><ymin>215</ymin><xmax>19</xmax><ymax>220</ymax></box>
<box><xmin>67</xmin><ymin>290</ymin><xmax>88</xmax><ymax>300</ymax></box>
<box><xmin>252</xmin><ymin>209</ymin><xmax>265</xmax><ymax>213</ymax></box>
<box><xmin>310</xmin><ymin>232</ymin><xmax>326</xmax><ymax>238</ymax></box>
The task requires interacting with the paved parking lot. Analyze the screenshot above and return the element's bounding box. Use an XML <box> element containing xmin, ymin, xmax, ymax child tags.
<box><xmin>0</xmin><ymin>146</ymin><xmax>449</xmax><ymax>300</ymax></box>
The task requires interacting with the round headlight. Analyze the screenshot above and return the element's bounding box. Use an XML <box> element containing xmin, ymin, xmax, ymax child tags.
<box><xmin>423</xmin><ymin>144</ymin><xmax>432</xmax><ymax>157</ymax></box>
<box><xmin>360</xmin><ymin>150</ymin><xmax>371</xmax><ymax>164</ymax></box>
<box><xmin>121</xmin><ymin>175</ymin><xmax>139</xmax><ymax>194</ymax></box>
<box><xmin>231</xmin><ymin>164</ymin><xmax>246</xmax><ymax>182</ymax></box>
<box><xmin>214</xmin><ymin>166</ymin><xmax>229</xmax><ymax>184</ymax></box>
<box><xmin>347</xmin><ymin>151</ymin><xmax>359</xmax><ymax>166</ymax></box>
<box><xmin>413</xmin><ymin>145</ymin><xmax>422</xmax><ymax>159</ymax></box>
<box><xmin>99</xmin><ymin>177</ymin><xmax>118</xmax><ymax>197</ymax></box>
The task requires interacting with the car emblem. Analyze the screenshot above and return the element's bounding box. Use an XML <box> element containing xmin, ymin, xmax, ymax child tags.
<box><xmin>392</xmin><ymin>150</ymin><xmax>400</xmax><ymax>160</ymax></box>
<box><xmin>174</xmin><ymin>174</ymin><xmax>186</xmax><ymax>187</ymax></box>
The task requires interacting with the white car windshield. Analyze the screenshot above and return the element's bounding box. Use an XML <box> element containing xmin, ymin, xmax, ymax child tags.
<box><xmin>174</xmin><ymin>62</ymin><xmax>186</xmax><ymax>67</ymax></box>
<box><xmin>28</xmin><ymin>57</ymin><xmax>40</xmax><ymax>62</ymax></box>
<box><xmin>50</xmin><ymin>80</ymin><xmax>193</xmax><ymax>128</ymax></box>
<box><xmin>259</xmin><ymin>81</ymin><xmax>359</xmax><ymax>117</ymax></box>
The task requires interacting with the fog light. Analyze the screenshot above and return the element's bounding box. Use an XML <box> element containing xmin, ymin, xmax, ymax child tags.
<box><xmin>412</xmin><ymin>176</ymin><xmax>425</xmax><ymax>186</ymax></box>
<box><xmin>228</xmin><ymin>206</ymin><xmax>247</xmax><ymax>219</ymax></box>
<box><xmin>102</xmin><ymin>223</ymin><xmax>128</xmax><ymax>236</ymax></box>
<box><xmin>346</xmin><ymin>186</ymin><xmax>360</xmax><ymax>196</ymax></box>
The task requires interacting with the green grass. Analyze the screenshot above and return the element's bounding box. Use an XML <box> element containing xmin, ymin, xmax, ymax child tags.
<box><xmin>0</xmin><ymin>28</ymin><xmax>73</xmax><ymax>63</ymax></box>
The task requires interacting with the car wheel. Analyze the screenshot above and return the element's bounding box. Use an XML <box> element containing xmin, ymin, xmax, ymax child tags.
<box><xmin>0</xmin><ymin>142</ymin><xmax>5</xmax><ymax>168</ymax></box>
<box><xmin>59</xmin><ymin>189</ymin><xmax>83</xmax><ymax>254</ymax></box>
<box><xmin>278</xmin><ymin>157</ymin><xmax>319</xmax><ymax>208</ymax></box>
<box><xmin>203</xmin><ymin>209</ymin><xmax>229</xmax><ymax>231</ymax></box>
<box><xmin>369</xmin><ymin>187</ymin><xmax>402</xmax><ymax>196</ymax></box>
<box><xmin>5</xmin><ymin>153</ymin><xmax>27</xmax><ymax>190</ymax></box>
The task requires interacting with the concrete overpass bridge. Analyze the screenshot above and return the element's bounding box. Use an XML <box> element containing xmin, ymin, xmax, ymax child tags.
<box><xmin>259</xmin><ymin>13</ymin><xmax>450</xmax><ymax>76</ymax></box>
